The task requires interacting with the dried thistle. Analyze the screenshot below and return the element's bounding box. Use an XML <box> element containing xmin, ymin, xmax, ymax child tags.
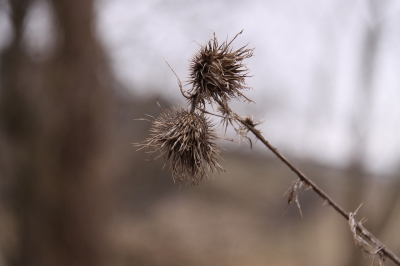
<box><xmin>138</xmin><ymin>106</ymin><xmax>224</xmax><ymax>185</ymax></box>
<box><xmin>135</xmin><ymin>31</ymin><xmax>400</xmax><ymax>265</ymax></box>
<box><xmin>188</xmin><ymin>30</ymin><xmax>254</xmax><ymax>107</ymax></box>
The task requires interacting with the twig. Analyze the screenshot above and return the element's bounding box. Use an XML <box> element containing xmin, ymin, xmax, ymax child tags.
<box><xmin>238</xmin><ymin>117</ymin><xmax>400</xmax><ymax>266</ymax></box>
<box><xmin>162</xmin><ymin>57</ymin><xmax>191</xmax><ymax>99</ymax></box>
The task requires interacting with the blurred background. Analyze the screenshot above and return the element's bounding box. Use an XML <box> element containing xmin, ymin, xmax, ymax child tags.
<box><xmin>0</xmin><ymin>0</ymin><xmax>400</xmax><ymax>265</ymax></box>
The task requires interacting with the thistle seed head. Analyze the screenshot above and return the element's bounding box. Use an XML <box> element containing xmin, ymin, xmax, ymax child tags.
<box><xmin>188</xmin><ymin>31</ymin><xmax>254</xmax><ymax>107</ymax></box>
<box><xmin>139</xmin><ymin>106</ymin><xmax>224</xmax><ymax>185</ymax></box>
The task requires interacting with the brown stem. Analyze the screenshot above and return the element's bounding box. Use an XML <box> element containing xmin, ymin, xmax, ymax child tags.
<box><xmin>238</xmin><ymin>117</ymin><xmax>400</xmax><ymax>266</ymax></box>
<box><xmin>190</xmin><ymin>94</ymin><xmax>198</xmax><ymax>113</ymax></box>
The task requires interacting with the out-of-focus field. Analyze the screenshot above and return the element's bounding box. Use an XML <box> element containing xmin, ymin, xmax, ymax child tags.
<box><xmin>106</xmin><ymin>96</ymin><xmax>400</xmax><ymax>266</ymax></box>
<box><xmin>1</xmin><ymin>96</ymin><xmax>399</xmax><ymax>266</ymax></box>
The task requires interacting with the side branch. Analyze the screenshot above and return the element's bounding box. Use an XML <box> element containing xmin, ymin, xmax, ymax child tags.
<box><xmin>238</xmin><ymin>118</ymin><xmax>400</xmax><ymax>266</ymax></box>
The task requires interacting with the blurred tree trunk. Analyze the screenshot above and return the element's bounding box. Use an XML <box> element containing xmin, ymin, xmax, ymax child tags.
<box><xmin>0</xmin><ymin>0</ymin><xmax>115</xmax><ymax>265</ymax></box>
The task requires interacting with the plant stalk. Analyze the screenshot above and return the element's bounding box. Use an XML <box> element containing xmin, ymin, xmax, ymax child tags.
<box><xmin>239</xmin><ymin>118</ymin><xmax>400</xmax><ymax>266</ymax></box>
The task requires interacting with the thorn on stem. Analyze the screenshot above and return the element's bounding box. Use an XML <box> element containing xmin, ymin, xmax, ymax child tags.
<box><xmin>283</xmin><ymin>178</ymin><xmax>305</xmax><ymax>218</ymax></box>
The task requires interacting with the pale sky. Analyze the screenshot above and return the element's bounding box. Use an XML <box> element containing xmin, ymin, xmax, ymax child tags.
<box><xmin>1</xmin><ymin>0</ymin><xmax>400</xmax><ymax>175</ymax></box>
<box><xmin>95</xmin><ymin>0</ymin><xmax>400</xmax><ymax>175</ymax></box>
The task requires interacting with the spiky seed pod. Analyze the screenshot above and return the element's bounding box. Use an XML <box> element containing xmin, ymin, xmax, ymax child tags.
<box><xmin>188</xmin><ymin>31</ymin><xmax>254</xmax><ymax>107</ymax></box>
<box><xmin>138</xmin><ymin>106</ymin><xmax>224</xmax><ymax>185</ymax></box>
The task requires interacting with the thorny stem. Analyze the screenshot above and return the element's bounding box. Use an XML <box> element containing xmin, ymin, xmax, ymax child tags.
<box><xmin>165</xmin><ymin>30</ymin><xmax>399</xmax><ymax>265</ymax></box>
<box><xmin>238</xmin><ymin>118</ymin><xmax>400</xmax><ymax>266</ymax></box>
<box><xmin>190</xmin><ymin>94</ymin><xmax>198</xmax><ymax>113</ymax></box>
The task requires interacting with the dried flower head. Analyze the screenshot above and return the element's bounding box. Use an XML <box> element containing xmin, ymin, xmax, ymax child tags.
<box><xmin>188</xmin><ymin>30</ymin><xmax>254</xmax><ymax>107</ymax></box>
<box><xmin>138</xmin><ymin>106</ymin><xmax>224</xmax><ymax>185</ymax></box>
